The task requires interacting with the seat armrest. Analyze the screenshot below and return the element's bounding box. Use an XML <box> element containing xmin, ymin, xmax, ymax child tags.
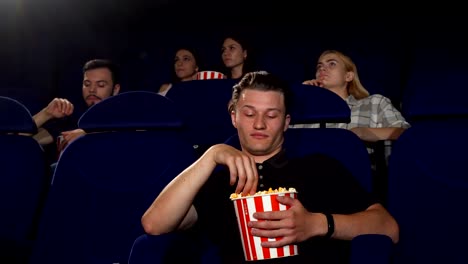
<box><xmin>350</xmin><ymin>234</ymin><xmax>394</xmax><ymax>264</ymax></box>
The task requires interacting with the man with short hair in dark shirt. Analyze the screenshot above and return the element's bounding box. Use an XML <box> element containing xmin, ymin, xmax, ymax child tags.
<box><xmin>142</xmin><ymin>71</ymin><xmax>399</xmax><ymax>263</ymax></box>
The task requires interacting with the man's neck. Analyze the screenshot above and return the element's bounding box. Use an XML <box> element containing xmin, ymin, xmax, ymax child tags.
<box><xmin>247</xmin><ymin>148</ymin><xmax>283</xmax><ymax>164</ymax></box>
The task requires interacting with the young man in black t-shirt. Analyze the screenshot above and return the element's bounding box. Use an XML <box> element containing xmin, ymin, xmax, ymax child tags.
<box><xmin>142</xmin><ymin>71</ymin><xmax>399</xmax><ymax>263</ymax></box>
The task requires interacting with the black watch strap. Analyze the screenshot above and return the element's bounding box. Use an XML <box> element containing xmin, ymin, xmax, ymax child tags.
<box><xmin>324</xmin><ymin>213</ymin><xmax>335</xmax><ymax>239</ymax></box>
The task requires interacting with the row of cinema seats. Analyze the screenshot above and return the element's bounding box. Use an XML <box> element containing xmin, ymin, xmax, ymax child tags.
<box><xmin>0</xmin><ymin>93</ymin><xmax>198</xmax><ymax>264</ymax></box>
<box><xmin>0</xmin><ymin>78</ymin><xmax>393</xmax><ymax>264</ymax></box>
<box><xmin>28</xmin><ymin>91</ymin><xmax>198</xmax><ymax>264</ymax></box>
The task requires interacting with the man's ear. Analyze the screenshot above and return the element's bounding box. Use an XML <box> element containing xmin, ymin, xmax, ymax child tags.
<box><xmin>231</xmin><ymin>110</ymin><xmax>237</xmax><ymax>128</ymax></box>
<box><xmin>112</xmin><ymin>84</ymin><xmax>121</xmax><ymax>95</ymax></box>
<box><xmin>284</xmin><ymin>114</ymin><xmax>291</xmax><ymax>131</ymax></box>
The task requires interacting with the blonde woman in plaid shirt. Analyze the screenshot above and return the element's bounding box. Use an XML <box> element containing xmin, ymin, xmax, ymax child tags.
<box><xmin>295</xmin><ymin>50</ymin><xmax>410</xmax><ymax>142</ymax></box>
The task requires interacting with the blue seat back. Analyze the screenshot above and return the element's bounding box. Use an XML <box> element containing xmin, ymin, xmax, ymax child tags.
<box><xmin>129</xmin><ymin>233</ymin><xmax>221</xmax><ymax>264</ymax></box>
<box><xmin>284</xmin><ymin>128</ymin><xmax>372</xmax><ymax>192</ymax></box>
<box><xmin>388</xmin><ymin>49</ymin><xmax>468</xmax><ymax>263</ymax></box>
<box><xmin>0</xmin><ymin>96</ymin><xmax>37</xmax><ymax>134</ymax></box>
<box><xmin>0</xmin><ymin>96</ymin><xmax>47</xmax><ymax>262</ymax></box>
<box><xmin>289</xmin><ymin>83</ymin><xmax>351</xmax><ymax>126</ymax></box>
<box><xmin>29</xmin><ymin>91</ymin><xmax>196</xmax><ymax>264</ymax></box>
<box><xmin>388</xmin><ymin>120</ymin><xmax>468</xmax><ymax>263</ymax></box>
<box><xmin>350</xmin><ymin>234</ymin><xmax>393</xmax><ymax>264</ymax></box>
<box><xmin>79</xmin><ymin>91</ymin><xmax>184</xmax><ymax>132</ymax></box>
<box><xmin>166</xmin><ymin>79</ymin><xmax>238</xmax><ymax>156</ymax></box>
<box><xmin>402</xmin><ymin>47</ymin><xmax>468</xmax><ymax>121</ymax></box>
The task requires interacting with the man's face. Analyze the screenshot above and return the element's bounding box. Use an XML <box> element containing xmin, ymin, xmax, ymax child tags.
<box><xmin>231</xmin><ymin>89</ymin><xmax>290</xmax><ymax>160</ymax></box>
<box><xmin>82</xmin><ymin>68</ymin><xmax>120</xmax><ymax>107</ymax></box>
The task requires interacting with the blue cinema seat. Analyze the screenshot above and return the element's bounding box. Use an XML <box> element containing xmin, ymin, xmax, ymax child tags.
<box><xmin>287</xmin><ymin>87</ymin><xmax>395</xmax><ymax>263</ymax></box>
<box><xmin>28</xmin><ymin>91</ymin><xmax>196</xmax><ymax>264</ymax></box>
<box><xmin>289</xmin><ymin>83</ymin><xmax>351</xmax><ymax>127</ymax></box>
<box><xmin>288</xmin><ymin>83</ymin><xmax>371</xmax><ymax>192</ymax></box>
<box><xmin>0</xmin><ymin>96</ymin><xmax>48</xmax><ymax>263</ymax></box>
<box><xmin>165</xmin><ymin>79</ymin><xmax>238</xmax><ymax>157</ymax></box>
<box><xmin>388</xmin><ymin>48</ymin><xmax>468</xmax><ymax>264</ymax></box>
<box><xmin>129</xmin><ymin>232</ymin><xmax>221</xmax><ymax>264</ymax></box>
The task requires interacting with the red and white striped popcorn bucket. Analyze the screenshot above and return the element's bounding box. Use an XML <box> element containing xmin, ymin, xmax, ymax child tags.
<box><xmin>196</xmin><ymin>71</ymin><xmax>226</xmax><ymax>80</ymax></box>
<box><xmin>231</xmin><ymin>191</ymin><xmax>299</xmax><ymax>261</ymax></box>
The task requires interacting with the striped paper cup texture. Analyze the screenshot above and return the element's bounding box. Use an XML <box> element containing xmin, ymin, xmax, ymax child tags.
<box><xmin>232</xmin><ymin>191</ymin><xmax>299</xmax><ymax>261</ymax></box>
<box><xmin>196</xmin><ymin>71</ymin><xmax>226</xmax><ymax>80</ymax></box>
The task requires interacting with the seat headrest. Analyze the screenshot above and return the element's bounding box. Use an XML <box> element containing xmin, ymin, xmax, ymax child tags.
<box><xmin>166</xmin><ymin>79</ymin><xmax>237</xmax><ymax>121</ymax></box>
<box><xmin>403</xmin><ymin>49</ymin><xmax>468</xmax><ymax>120</ymax></box>
<box><xmin>403</xmin><ymin>71</ymin><xmax>468</xmax><ymax>119</ymax></box>
<box><xmin>78</xmin><ymin>91</ymin><xmax>183</xmax><ymax>132</ymax></box>
<box><xmin>0</xmin><ymin>96</ymin><xmax>37</xmax><ymax>134</ymax></box>
<box><xmin>166</xmin><ymin>79</ymin><xmax>238</xmax><ymax>100</ymax></box>
<box><xmin>289</xmin><ymin>84</ymin><xmax>350</xmax><ymax>124</ymax></box>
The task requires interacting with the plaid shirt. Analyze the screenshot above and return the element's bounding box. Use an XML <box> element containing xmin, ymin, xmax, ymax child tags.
<box><xmin>290</xmin><ymin>94</ymin><xmax>411</xmax><ymax>129</ymax></box>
